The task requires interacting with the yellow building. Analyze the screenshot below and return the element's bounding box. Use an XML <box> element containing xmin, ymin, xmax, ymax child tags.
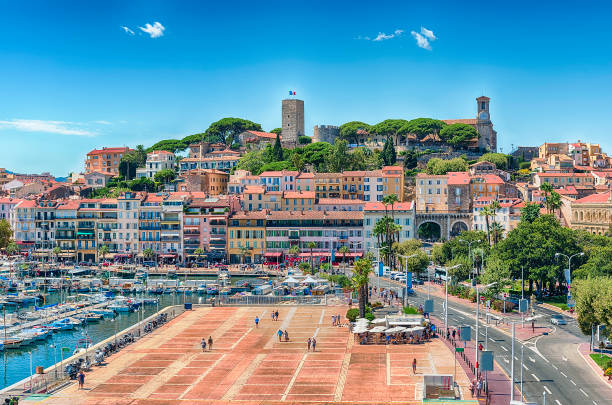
<box><xmin>314</xmin><ymin>173</ymin><xmax>342</xmax><ymax>199</ymax></box>
<box><xmin>282</xmin><ymin>191</ymin><xmax>316</xmax><ymax>211</ymax></box>
<box><xmin>570</xmin><ymin>191</ymin><xmax>611</xmax><ymax>235</ymax></box>
<box><xmin>382</xmin><ymin>166</ymin><xmax>405</xmax><ymax>201</ymax></box>
<box><xmin>341</xmin><ymin>171</ymin><xmax>365</xmax><ymax>200</ymax></box>
<box><xmin>227</xmin><ymin>211</ymin><xmax>267</xmax><ymax>263</ymax></box>
<box><xmin>243</xmin><ymin>186</ymin><xmax>282</xmax><ymax>211</ymax></box>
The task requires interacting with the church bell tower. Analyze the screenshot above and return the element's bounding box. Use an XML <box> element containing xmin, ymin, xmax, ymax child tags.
<box><xmin>476</xmin><ymin>96</ymin><xmax>496</xmax><ymax>152</ymax></box>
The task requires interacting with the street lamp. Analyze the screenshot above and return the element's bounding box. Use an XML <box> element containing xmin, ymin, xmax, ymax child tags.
<box><xmin>398</xmin><ymin>253</ymin><xmax>418</xmax><ymax>306</ymax></box>
<box><xmin>459</xmin><ymin>239</ymin><xmax>481</xmax><ymax>279</ymax></box>
<box><xmin>443</xmin><ymin>264</ymin><xmax>461</xmax><ymax>332</ymax></box>
<box><xmin>555</xmin><ymin>252</ymin><xmax>584</xmax><ymax>305</ymax></box>
<box><xmin>475</xmin><ymin>282</ymin><xmax>496</xmax><ymax>382</ymax></box>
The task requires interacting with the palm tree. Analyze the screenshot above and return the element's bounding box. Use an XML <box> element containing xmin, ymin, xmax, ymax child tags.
<box><xmin>52</xmin><ymin>246</ymin><xmax>62</xmax><ymax>264</ymax></box>
<box><xmin>143</xmin><ymin>248</ymin><xmax>154</xmax><ymax>265</ymax></box>
<box><xmin>338</xmin><ymin>245</ymin><xmax>350</xmax><ymax>275</ymax></box>
<box><xmin>98</xmin><ymin>245</ymin><xmax>110</xmax><ymax>264</ymax></box>
<box><xmin>548</xmin><ymin>191</ymin><xmax>562</xmax><ymax>217</ymax></box>
<box><xmin>490</xmin><ymin>222</ymin><xmax>505</xmax><ymax>245</ymax></box>
<box><xmin>351</xmin><ymin>255</ymin><xmax>374</xmax><ymax>318</ymax></box>
<box><xmin>307</xmin><ymin>241</ymin><xmax>317</xmax><ymax>272</ymax></box>
<box><xmin>239</xmin><ymin>245</ymin><xmax>251</xmax><ymax>265</ymax></box>
<box><xmin>288</xmin><ymin>245</ymin><xmax>300</xmax><ymax>269</ymax></box>
<box><xmin>193</xmin><ymin>247</ymin><xmax>205</xmax><ymax>266</ymax></box>
<box><xmin>479</xmin><ymin>206</ymin><xmax>493</xmax><ymax>246</ymax></box>
<box><xmin>540</xmin><ymin>182</ymin><xmax>554</xmax><ymax>213</ymax></box>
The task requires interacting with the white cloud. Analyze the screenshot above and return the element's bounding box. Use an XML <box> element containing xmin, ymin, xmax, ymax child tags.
<box><xmin>411</xmin><ymin>30</ymin><xmax>432</xmax><ymax>50</ymax></box>
<box><xmin>370</xmin><ymin>29</ymin><xmax>404</xmax><ymax>42</ymax></box>
<box><xmin>92</xmin><ymin>120</ymin><xmax>112</xmax><ymax>125</ymax></box>
<box><xmin>139</xmin><ymin>22</ymin><xmax>165</xmax><ymax>38</ymax></box>
<box><xmin>420</xmin><ymin>27</ymin><xmax>436</xmax><ymax>41</ymax></box>
<box><xmin>0</xmin><ymin>119</ymin><xmax>95</xmax><ymax>136</ymax></box>
<box><xmin>121</xmin><ymin>26</ymin><xmax>135</xmax><ymax>35</ymax></box>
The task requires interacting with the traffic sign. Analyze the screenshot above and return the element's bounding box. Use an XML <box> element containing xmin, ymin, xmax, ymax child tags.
<box><xmin>62</xmin><ymin>347</ymin><xmax>71</xmax><ymax>353</ymax></box>
<box><xmin>455</xmin><ymin>347</ymin><xmax>464</xmax><ymax>352</ymax></box>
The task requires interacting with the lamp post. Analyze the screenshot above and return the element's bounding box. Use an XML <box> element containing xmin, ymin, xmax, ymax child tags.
<box><xmin>460</xmin><ymin>239</ymin><xmax>481</xmax><ymax>279</ymax></box>
<box><xmin>398</xmin><ymin>254</ymin><xmax>417</xmax><ymax>307</ymax></box>
<box><xmin>373</xmin><ymin>246</ymin><xmax>385</xmax><ymax>294</ymax></box>
<box><xmin>475</xmin><ymin>282</ymin><xmax>496</xmax><ymax>382</ymax></box>
<box><xmin>443</xmin><ymin>264</ymin><xmax>461</xmax><ymax>332</ymax></box>
<box><xmin>555</xmin><ymin>251</ymin><xmax>584</xmax><ymax>305</ymax></box>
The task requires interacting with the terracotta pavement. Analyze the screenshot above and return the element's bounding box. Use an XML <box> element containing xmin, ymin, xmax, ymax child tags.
<box><xmin>26</xmin><ymin>306</ymin><xmax>478</xmax><ymax>404</ymax></box>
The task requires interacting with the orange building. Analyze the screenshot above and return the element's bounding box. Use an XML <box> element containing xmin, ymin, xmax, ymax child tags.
<box><xmin>85</xmin><ymin>147</ymin><xmax>132</xmax><ymax>175</ymax></box>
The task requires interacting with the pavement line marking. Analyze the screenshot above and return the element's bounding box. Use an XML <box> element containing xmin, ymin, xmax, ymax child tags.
<box><xmin>522</xmin><ymin>364</ymin><xmax>529</xmax><ymax>371</ymax></box>
<box><xmin>514</xmin><ymin>356</ymin><xmax>519</xmax><ymax>361</ymax></box>
<box><xmin>555</xmin><ymin>400</ymin><xmax>561</xmax><ymax>405</ymax></box>
<box><xmin>560</xmin><ymin>372</ymin><xmax>567</xmax><ymax>378</ymax></box>
<box><xmin>178</xmin><ymin>353</ymin><xmax>226</xmax><ymax>399</ymax></box>
<box><xmin>221</xmin><ymin>353</ymin><xmax>267</xmax><ymax>401</ymax></box>
<box><xmin>318</xmin><ymin>308</ymin><xmax>326</xmax><ymax>325</ymax></box>
<box><xmin>593</xmin><ymin>401</ymin><xmax>597</xmax><ymax>405</ymax></box>
<box><xmin>386</xmin><ymin>353</ymin><xmax>391</xmax><ymax>385</ymax></box>
<box><xmin>552</xmin><ymin>365</ymin><xmax>558</xmax><ymax>370</ymax></box>
<box><xmin>529</xmin><ymin>356</ymin><xmax>535</xmax><ymax>362</ymax></box>
<box><xmin>544</xmin><ymin>386</ymin><xmax>552</xmax><ymax>394</ymax></box>
<box><xmin>562</xmin><ymin>355</ymin><xmax>567</xmax><ymax>361</ymax></box>
<box><xmin>334</xmin><ymin>353</ymin><xmax>351</xmax><ymax>401</ymax></box>
<box><xmin>503</xmin><ymin>358</ymin><xmax>509</xmax><ymax>363</ymax></box>
<box><xmin>281</xmin><ymin>353</ymin><xmax>308</xmax><ymax>401</ymax></box>
<box><xmin>230</xmin><ymin>327</ymin><xmax>253</xmax><ymax>350</ymax></box>
<box><xmin>501</xmin><ymin>346</ymin><xmax>508</xmax><ymax>351</ymax></box>
<box><xmin>531</xmin><ymin>373</ymin><xmax>540</xmax><ymax>382</ymax></box>
<box><xmin>570</xmin><ymin>379</ymin><xmax>576</xmax><ymax>386</ymax></box>
<box><xmin>489</xmin><ymin>338</ymin><xmax>495</xmax><ymax>342</ymax></box>
<box><xmin>312</xmin><ymin>327</ymin><xmax>321</xmax><ymax>338</ymax></box>
<box><xmin>579</xmin><ymin>388</ymin><xmax>588</xmax><ymax>397</ymax></box>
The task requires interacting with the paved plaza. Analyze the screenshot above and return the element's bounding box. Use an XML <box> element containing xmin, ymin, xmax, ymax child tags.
<box><xmin>28</xmin><ymin>306</ymin><xmax>478</xmax><ymax>404</ymax></box>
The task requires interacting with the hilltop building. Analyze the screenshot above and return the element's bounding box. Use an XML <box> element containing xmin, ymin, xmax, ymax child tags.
<box><xmin>281</xmin><ymin>98</ymin><xmax>304</xmax><ymax>148</ymax></box>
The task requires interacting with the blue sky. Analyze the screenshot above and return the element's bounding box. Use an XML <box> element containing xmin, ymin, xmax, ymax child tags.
<box><xmin>2</xmin><ymin>0</ymin><xmax>612</xmax><ymax>176</ymax></box>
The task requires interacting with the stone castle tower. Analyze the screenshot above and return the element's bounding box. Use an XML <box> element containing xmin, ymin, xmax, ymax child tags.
<box><xmin>476</xmin><ymin>96</ymin><xmax>497</xmax><ymax>152</ymax></box>
<box><xmin>281</xmin><ymin>98</ymin><xmax>304</xmax><ymax>148</ymax></box>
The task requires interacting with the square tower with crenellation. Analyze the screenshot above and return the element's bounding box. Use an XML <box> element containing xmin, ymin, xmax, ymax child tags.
<box><xmin>281</xmin><ymin>98</ymin><xmax>304</xmax><ymax>148</ymax></box>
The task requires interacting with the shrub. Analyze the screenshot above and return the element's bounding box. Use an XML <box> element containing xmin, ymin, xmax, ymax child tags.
<box><xmin>560</xmin><ymin>304</ymin><xmax>569</xmax><ymax>311</ymax></box>
<box><xmin>371</xmin><ymin>301</ymin><xmax>383</xmax><ymax>309</ymax></box>
<box><xmin>365</xmin><ymin>312</ymin><xmax>375</xmax><ymax>321</ymax></box>
<box><xmin>346</xmin><ymin>308</ymin><xmax>360</xmax><ymax>322</ymax></box>
<box><xmin>403</xmin><ymin>306</ymin><xmax>419</xmax><ymax>315</ymax></box>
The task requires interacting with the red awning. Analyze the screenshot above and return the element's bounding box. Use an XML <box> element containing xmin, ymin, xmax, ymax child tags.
<box><xmin>160</xmin><ymin>254</ymin><xmax>177</xmax><ymax>258</ymax></box>
<box><xmin>264</xmin><ymin>252</ymin><xmax>282</xmax><ymax>257</ymax></box>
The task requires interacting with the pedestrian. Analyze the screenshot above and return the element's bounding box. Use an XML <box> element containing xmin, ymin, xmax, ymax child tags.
<box><xmin>201</xmin><ymin>338</ymin><xmax>207</xmax><ymax>352</ymax></box>
<box><xmin>284</xmin><ymin>330</ymin><xmax>289</xmax><ymax>342</ymax></box>
<box><xmin>255</xmin><ymin>316</ymin><xmax>259</xmax><ymax>328</ymax></box>
<box><xmin>412</xmin><ymin>358</ymin><xmax>417</xmax><ymax>374</ymax></box>
<box><xmin>331</xmin><ymin>315</ymin><xmax>336</xmax><ymax>326</ymax></box>
<box><xmin>457</xmin><ymin>329</ymin><xmax>461</xmax><ymax>340</ymax></box>
<box><xmin>446</xmin><ymin>329</ymin><xmax>450</xmax><ymax>340</ymax></box>
<box><xmin>531</xmin><ymin>320</ymin><xmax>535</xmax><ymax>333</ymax></box>
<box><xmin>277</xmin><ymin>329</ymin><xmax>283</xmax><ymax>342</ymax></box>
<box><xmin>311</xmin><ymin>337</ymin><xmax>316</xmax><ymax>351</ymax></box>
<box><xmin>78</xmin><ymin>370</ymin><xmax>85</xmax><ymax>389</ymax></box>
<box><xmin>337</xmin><ymin>314</ymin><xmax>341</xmax><ymax>325</ymax></box>
<box><xmin>452</xmin><ymin>329</ymin><xmax>456</xmax><ymax>340</ymax></box>
<box><xmin>476</xmin><ymin>379</ymin><xmax>482</xmax><ymax>396</ymax></box>
<box><xmin>271</xmin><ymin>311</ymin><xmax>275</xmax><ymax>322</ymax></box>
<box><xmin>275</xmin><ymin>310</ymin><xmax>279</xmax><ymax>321</ymax></box>
<box><xmin>307</xmin><ymin>337</ymin><xmax>311</xmax><ymax>351</ymax></box>
<box><xmin>208</xmin><ymin>336</ymin><xmax>213</xmax><ymax>351</ymax></box>
<box><xmin>469</xmin><ymin>380</ymin><xmax>475</xmax><ymax>397</ymax></box>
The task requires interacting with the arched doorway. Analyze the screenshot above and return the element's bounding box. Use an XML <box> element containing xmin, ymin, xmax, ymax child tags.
<box><xmin>450</xmin><ymin>221</ymin><xmax>468</xmax><ymax>237</ymax></box>
<box><xmin>417</xmin><ymin>221</ymin><xmax>441</xmax><ymax>241</ymax></box>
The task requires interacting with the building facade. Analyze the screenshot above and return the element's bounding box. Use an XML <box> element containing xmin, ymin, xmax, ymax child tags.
<box><xmin>281</xmin><ymin>98</ymin><xmax>304</xmax><ymax>148</ymax></box>
<box><xmin>85</xmin><ymin>147</ymin><xmax>131</xmax><ymax>175</ymax></box>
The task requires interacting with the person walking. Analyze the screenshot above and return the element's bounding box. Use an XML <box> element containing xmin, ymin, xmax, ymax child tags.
<box><xmin>275</xmin><ymin>310</ymin><xmax>279</xmax><ymax>321</ymax></box>
<box><xmin>476</xmin><ymin>379</ymin><xmax>482</xmax><ymax>396</ymax></box>
<box><xmin>311</xmin><ymin>337</ymin><xmax>317</xmax><ymax>352</ymax></box>
<box><xmin>284</xmin><ymin>330</ymin><xmax>289</xmax><ymax>342</ymax></box>
<box><xmin>78</xmin><ymin>370</ymin><xmax>85</xmax><ymax>389</ymax></box>
<box><xmin>531</xmin><ymin>320</ymin><xmax>535</xmax><ymax>333</ymax></box>
<box><xmin>307</xmin><ymin>337</ymin><xmax>311</xmax><ymax>351</ymax></box>
<box><xmin>271</xmin><ymin>311</ymin><xmax>275</xmax><ymax>322</ymax></box>
<box><xmin>412</xmin><ymin>358</ymin><xmax>417</xmax><ymax>374</ymax></box>
<box><xmin>201</xmin><ymin>338</ymin><xmax>207</xmax><ymax>352</ymax></box>
<box><xmin>277</xmin><ymin>329</ymin><xmax>283</xmax><ymax>342</ymax></box>
<box><xmin>208</xmin><ymin>336</ymin><xmax>213</xmax><ymax>351</ymax></box>
<box><xmin>452</xmin><ymin>329</ymin><xmax>456</xmax><ymax>340</ymax></box>
<box><xmin>255</xmin><ymin>316</ymin><xmax>259</xmax><ymax>328</ymax></box>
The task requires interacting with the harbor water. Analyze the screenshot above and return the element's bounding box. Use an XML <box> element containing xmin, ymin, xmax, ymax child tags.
<box><xmin>0</xmin><ymin>284</ymin><xmax>227</xmax><ymax>389</ymax></box>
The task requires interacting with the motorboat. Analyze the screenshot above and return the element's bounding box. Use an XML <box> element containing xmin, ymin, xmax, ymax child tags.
<box><xmin>1</xmin><ymin>338</ymin><xmax>23</xmax><ymax>349</ymax></box>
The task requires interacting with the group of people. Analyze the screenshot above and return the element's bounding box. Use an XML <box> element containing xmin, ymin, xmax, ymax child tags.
<box><xmin>200</xmin><ymin>336</ymin><xmax>214</xmax><ymax>351</ymax></box>
<box><xmin>306</xmin><ymin>337</ymin><xmax>317</xmax><ymax>351</ymax></box>
<box><xmin>446</xmin><ymin>328</ymin><xmax>462</xmax><ymax>341</ymax></box>
<box><xmin>271</xmin><ymin>310</ymin><xmax>280</xmax><ymax>321</ymax></box>
<box><xmin>469</xmin><ymin>377</ymin><xmax>484</xmax><ymax>397</ymax></box>
<box><xmin>277</xmin><ymin>329</ymin><xmax>290</xmax><ymax>342</ymax></box>
<box><xmin>331</xmin><ymin>314</ymin><xmax>343</xmax><ymax>326</ymax></box>
<box><xmin>371</xmin><ymin>287</ymin><xmax>400</xmax><ymax>306</ymax></box>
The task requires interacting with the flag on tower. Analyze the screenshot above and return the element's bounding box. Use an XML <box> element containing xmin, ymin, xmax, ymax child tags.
<box><xmin>289</xmin><ymin>90</ymin><xmax>296</xmax><ymax>95</ymax></box>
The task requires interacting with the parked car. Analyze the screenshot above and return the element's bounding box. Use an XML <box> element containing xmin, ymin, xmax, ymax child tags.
<box><xmin>550</xmin><ymin>314</ymin><xmax>567</xmax><ymax>325</ymax></box>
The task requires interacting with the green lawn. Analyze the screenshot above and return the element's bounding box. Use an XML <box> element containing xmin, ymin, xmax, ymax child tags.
<box><xmin>542</xmin><ymin>295</ymin><xmax>568</xmax><ymax>310</ymax></box>
<box><xmin>590</xmin><ymin>353</ymin><xmax>612</xmax><ymax>370</ymax></box>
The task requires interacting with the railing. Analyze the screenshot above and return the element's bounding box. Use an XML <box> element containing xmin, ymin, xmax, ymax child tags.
<box><xmin>218</xmin><ymin>295</ymin><xmax>326</xmax><ymax>306</ymax></box>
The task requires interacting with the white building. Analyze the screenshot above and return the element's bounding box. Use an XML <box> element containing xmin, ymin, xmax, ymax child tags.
<box><xmin>136</xmin><ymin>150</ymin><xmax>176</xmax><ymax>179</ymax></box>
<box><xmin>363</xmin><ymin>170</ymin><xmax>384</xmax><ymax>202</ymax></box>
<box><xmin>363</xmin><ymin>201</ymin><xmax>415</xmax><ymax>251</ymax></box>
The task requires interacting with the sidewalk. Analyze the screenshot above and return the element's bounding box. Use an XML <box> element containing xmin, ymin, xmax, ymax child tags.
<box><xmin>415</xmin><ymin>283</ymin><xmax>552</xmax><ymax>342</ymax></box>
<box><xmin>577</xmin><ymin>343</ymin><xmax>612</xmax><ymax>388</ymax></box>
<box><xmin>432</xmin><ymin>318</ymin><xmax>522</xmax><ymax>405</ymax></box>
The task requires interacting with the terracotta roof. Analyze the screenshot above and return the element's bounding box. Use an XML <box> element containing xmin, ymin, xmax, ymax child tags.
<box><xmin>0</xmin><ymin>197</ymin><xmax>18</xmax><ymax>204</ymax></box>
<box><xmin>421</xmin><ymin>133</ymin><xmax>442</xmax><ymax>142</ymax></box>
<box><xmin>557</xmin><ymin>186</ymin><xmax>578</xmax><ymax>195</ymax></box>
<box><xmin>537</xmin><ymin>172</ymin><xmax>592</xmax><ymax>177</ymax></box>
<box><xmin>442</xmin><ymin>119</ymin><xmax>477</xmax><ymax>125</ymax></box>
<box><xmin>266</xmin><ymin>210</ymin><xmax>363</xmax><ymax>220</ymax></box>
<box><xmin>244</xmin><ymin>130</ymin><xmax>278</xmax><ymax>140</ymax></box>
<box><xmin>229</xmin><ymin>210</ymin><xmax>268</xmax><ymax>220</ymax></box>
<box><xmin>364</xmin><ymin>201</ymin><xmax>414</xmax><ymax>211</ymax></box>
<box><xmin>317</xmin><ymin>198</ymin><xmax>364</xmax><ymax>205</ymax></box>
<box><xmin>149</xmin><ymin>150</ymin><xmax>174</xmax><ymax>155</ymax></box>
<box><xmin>181</xmin><ymin>156</ymin><xmax>240</xmax><ymax>162</ymax></box>
<box><xmin>283</xmin><ymin>191</ymin><xmax>316</xmax><ymax>199</ymax></box>
<box><xmin>479</xmin><ymin>174</ymin><xmax>504</xmax><ymax>184</ymax></box>
<box><xmin>342</xmin><ymin>171</ymin><xmax>367</xmax><ymax>177</ymax></box>
<box><xmin>56</xmin><ymin>200</ymin><xmax>81</xmax><ymax>210</ymax></box>
<box><xmin>573</xmin><ymin>191</ymin><xmax>611</xmax><ymax>204</ymax></box>
<box><xmin>16</xmin><ymin>200</ymin><xmax>36</xmax><ymax>208</ymax></box>
<box><xmin>87</xmin><ymin>147</ymin><xmax>131</xmax><ymax>155</ymax></box>
<box><xmin>260</xmin><ymin>170</ymin><xmax>299</xmax><ymax>177</ymax></box>
<box><xmin>447</xmin><ymin>172</ymin><xmax>470</xmax><ymax>185</ymax></box>
<box><xmin>243</xmin><ymin>186</ymin><xmax>265</xmax><ymax>194</ymax></box>
<box><xmin>297</xmin><ymin>172</ymin><xmax>315</xmax><ymax>179</ymax></box>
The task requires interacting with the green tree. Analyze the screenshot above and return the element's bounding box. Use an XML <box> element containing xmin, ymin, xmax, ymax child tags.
<box><xmin>52</xmin><ymin>246</ymin><xmax>62</xmax><ymax>263</ymax></box>
<box><xmin>298</xmin><ymin>261</ymin><xmax>313</xmax><ymax>275</ymax></box>
<box><xmin>573</xmin><ymin>277</ymin><xmax>612</xmax><ymax>336</ymax></box>
<box><xmin>382</xmin><ymin>136</ymin><xmax>397</xmax><ymax>166</ymax></box>
<box><xmin>478</xmin><ymin>153</ymin><xmax>509</xmax><ymax>170</ymax></box>
<box><xmin>520</xmin><ymin>202</ymin><xmax>541</xmax><ymax>223</ymax></box>
<box><xmin>351</xmin><ymin>255</ymin><xmax>374</xmax><ymax>318</ymax></box>
<box><xmin>478</xmin><ymin>205</ymin><xmax>492</xmax><ymax>244</ymax></box>
<box><xmin>298</xmin><ymin>136</ymin><xmax>312</xmax><ymax>145</ymax></box>
<box><xmin>147</xmin><ymin>139</ymin><xmax>187</xmax><ymax>154</ymax></box>
<box><xmin>372</xmin><ymin>119</ymin><xmax>409</xmax><ymax>145</ymax></box>
<box><xmin>5</xmin><ymin>241</ymin><xmax>18</xmax><ymax>256</ymax></box>
<box><xmin>540</xmin><ymin>182</ymin><xmax>554</xmax><ymax>213</ymax></box>
<box><xmin>154</xmin><ymin>169</ymin><xmax>177</xmax><ymax>184</ymax></box>
<box><xmin>0</xmin><ymin>219</ymin><xmax>13</xmax><ymax>250</ymax></box>
<box><xmin>426</xmin><ymin>157</ymin><xmax>468</xmax><ymax>175</ymax></box>
<box><xmin>440</xmin><ymin>123</ymin><xmax>479</xmax><ymax>147</ymax></box>
<box><xmin>338</xmin><ymin>245</ymin><xmax>350</xmax><ymax>274</ymax></box>
<box><xmin>270</xmin><ymin>128</ymin><xmax>282</xmax><ymax>135</ymax></box>
<box><xmin>129</xmin><ymin>177</ymin><xmax>157</xmax><ymax>192</ymax></box>
<box><xmin>194</xmin><ymin>247</ymin><xmax>205</xmax><ymax>263</ymax></box>
<box><xmin>401</xmin><ymin>149</ymin><xmax>418</xmax><ymax>169</ymax></box>
<box><xmin>236</xmin><ymin>149</ymin><xmax>266</xmax><ymax>174</ymax></box>
<box><xmin>326</xmin><ymin>139</ymin><xmax>351</xmax><ymax>173</ymax></box>
<box><xmin>239</xmin><ymin>246</ymin><xmax>251</xmax><ymax>265</ymax></box>
<box><xmin>338</xmin><ymin>121</ymin><xmax>371</xmax><ymax>144</ymax></box>
<box><xmin>547</xmin><ymin>191</ymin><xmax>562</xmax><ymax>216</ymax></box>
<box><xmin>574</xmin><ymin>244</ymin><xmax>612</xmax><ymax>279</ymax></box>
<box><xmin>204</xmin><ymin>117</ymin><xmax>262</xmax><ymax>144</ymax></box>
<box><xmin>398</xmin><ymin>118</ymin><xmax>447</xmax><ymax>140</ymax></box>
<box><xmin>289</xmin><ymin>245</ymin><xmax>300</xmax><ymax>261</ymax></box>
<box><xmin>98</xmin><ymin>245</ymin><xmax>110</xmax><ymax>263</ymax></box>
<box><xmin>394</xmin><ymin>240</ymin><xmax>429</xmax><ymax>278</ymax></box>
<box><xmin>272</xmin><ymin>133</ymin><xmax>284</xmax><ymax>161</ymax></box>
<box><xmin>307</xmin><ymin>241</ymin><xmax>317</xmax><ymax>272</ymax></box>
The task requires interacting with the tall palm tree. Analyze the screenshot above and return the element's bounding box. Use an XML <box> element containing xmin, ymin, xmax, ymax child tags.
<box><xmin>143</xmin><ymin>248</ymin><xmax>154</xmax><ymax>265</ymax></box>
<box><xmin>307</xmin><ymin>241</ymin><xmax>317</xmax><ymax>272</ymax></box>
<box><xmin>53</xmin><ymin>246</ymin><xmax>61</xmax><ymax>264</ymax></box>
<box><xmin>351</xmin><ymin>255</ymin><xmax>374</xmax><ymax>318</ymax></box>
<box><xmin>239</xmin><ymin>246</ymin><xmax>251</xmax><ymax>265</ymax></box>
<box><xmin>479</xmin><ymin>206</ymin><xmax>493</xmax><ymax>246</ymax></box>
<box><xmin>338</xmin><ymin>245</ymin><xmax>350</xmax><ymax>275</ymax></box>
<box><xmin>490</xmin><ymin>222</ymin><xmax>505</xmax><ymax>245</ymax></box>
<box><xmin>540</xmin><ymin>182</ymin><xmax>554</xmax><ymax>213</ymax></box>
<box><xmin>98</xmin><ymin>245</ymin><xmax>110</xmax><ymax>264</ymax></box>
<box><xmin>548</xmin><ymin>191</ymin><xmax>562</xmax><ymax>217</ymax></box>
<box><xmin>288</xmin><ymin>245</ymin><xmax>300</xmax><ymax>269</ymax></box>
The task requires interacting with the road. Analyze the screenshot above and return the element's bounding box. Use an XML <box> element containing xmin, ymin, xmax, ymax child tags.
<box><xmin>371</xmin><ymin>275</ymin><xmax>612</xmax><ymax>405</ymax></box>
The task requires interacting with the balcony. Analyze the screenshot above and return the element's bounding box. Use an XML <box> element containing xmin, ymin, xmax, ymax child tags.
<box><xmin>184</xmin><ymin>239</ymin><xmax>200</xmax><ymax>246</ymax></box>
<box><xmin>139</xmin><ymin>226</ymin><xmax>161</xmax><ymax>230</ymax></box>
<box><xmin>184</xmin><ymin>230</ymin><xmax>200</xmax><ymax>235</ymax></box>
<box><xmin>56</xmin><ymin>224</ymin><xmax>75</xmax><ymax>230</ymax></box>
<box><xmin>78</xmin><ymin>222</ymin><xmax>95</xmax><ymax>229</ymax></box>
<box><xmin>161</xmin><ymin>236</ymin><xmax>180</xmax><ymax>242</ymax></box>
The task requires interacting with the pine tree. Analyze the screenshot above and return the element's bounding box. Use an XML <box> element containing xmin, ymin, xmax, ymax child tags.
<box><xmin>382</xmin><ymin>136</ymin><xmax>396</xmax><ymax>166</ymax></box>
<box><xmin>273</xmin><ymin>133</ymin><xmax>283</xmax><ymax>161</ymax></box>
